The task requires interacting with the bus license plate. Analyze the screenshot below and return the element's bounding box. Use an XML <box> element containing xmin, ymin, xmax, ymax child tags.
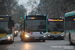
<box><xmin>34</xmin><ymin>37</ymin><xmax>39</xmax><ymax>39</ymax></box>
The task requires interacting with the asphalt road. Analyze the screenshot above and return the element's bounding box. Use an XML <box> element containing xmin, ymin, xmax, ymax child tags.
<box><xmin>0</xmin><ymin>34</ymin><xmax>75</xmax><ymax>50</ymax></box>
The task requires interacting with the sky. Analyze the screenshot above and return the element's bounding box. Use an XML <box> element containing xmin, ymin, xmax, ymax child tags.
<box><xmin>18</xmin><ymin>0</ymin><xmax>29</xmax><ymax>5</ymax></box>
<box><xmin>18</xmin><ymin>0</ymin><xmax>40</xmax><ymax>14</ymax></box>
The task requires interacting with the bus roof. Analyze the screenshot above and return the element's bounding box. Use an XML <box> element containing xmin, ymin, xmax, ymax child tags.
<box><xmin>48</xmin><ymin>18</ymin><xmax>64</xmax><ymax>19</ymax></box>
<box><xmin>26</xmin><ymin>15</ymin><xmax>47</xmax><ymax>17</ymax></box>
<box><xmin>65</xmin><ymin>11</ymin><xmax>75</xmax><ymax>17</ymax></box>
<box><xmin>0</xmin><ymin>15</ymin><xmax>11</xmax><ymax>18</ymax></box>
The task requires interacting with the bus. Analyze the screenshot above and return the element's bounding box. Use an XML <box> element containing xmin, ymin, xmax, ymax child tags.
<box><xmin>65</xmin><ymin>11</ymin><xmax>75</xmax><ymax>45</ymax></box>
<box><xmin>48</xmin><ymin>18</ymin><xmax>65</xmax><ymax>40</ymax></box>
<box><xmin>0</xmin><ymin>15</ymin><xmax>14</xmax><ymax>44</ymax></box>
<box><xmin>20</xmin><ymin>15</ymin><xmax>48</xmax><ymax>42</ymax></box>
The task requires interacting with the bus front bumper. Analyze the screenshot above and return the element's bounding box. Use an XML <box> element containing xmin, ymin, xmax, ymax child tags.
<box><xmin>48</xmin><ymin>35</ymin><xmax>64</xmax><ymax>39</ymax></box>
<box><xmin>23</xmin><ymin>36</ymin><xmax>47</xmax><ymax>40</ymax></box>
<box><xmin>0</xmin><ymin>37</ymin><xmax>12</xmax><ymax>42</ymax></box>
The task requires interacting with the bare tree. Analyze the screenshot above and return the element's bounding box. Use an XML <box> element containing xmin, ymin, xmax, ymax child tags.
<box><xmin>0</xmin><ymin>0</ymin><xmax>27</xmax><ymax>23</ymax></box>
<box><xmin>29</xmin><ymin>0</ymin><xmax>75</xmax><ymax>18</ymax></box>
<box><xmin>12</xmin><ymin>5</ymin><xmax>27</xmax><ymax>23</ymax></box>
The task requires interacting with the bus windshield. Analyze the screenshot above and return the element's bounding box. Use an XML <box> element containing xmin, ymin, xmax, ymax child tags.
<box><xmin>26</xmin><ymin>20</ymin><xmax>46</xmax><ymax>32</ymax></box>
<box><xmin>48</xmin><ymin>21</ymin><xmax>64</xmax><ymax>31</ymax></box>
<box><xmin>0</xmin><ymin>22</ymin><xmax>11</xmax><ymax>33</ymax></box>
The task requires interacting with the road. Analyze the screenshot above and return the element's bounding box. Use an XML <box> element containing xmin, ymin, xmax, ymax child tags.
<box><xmin>0</xmin><ymin>34</ymin><xmax>75</xmax><ymax>50</ymax></box>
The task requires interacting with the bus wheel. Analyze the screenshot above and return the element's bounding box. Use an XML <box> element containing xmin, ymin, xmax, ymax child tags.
<box><xmin>9</xmin><ymin>41</ymin><xmax>14</xmax><ymax>44</ymax></box>
<box><xmin>23</xmin><ymin>39</ymin><xmax>27</xmax><ymax>42</ymax></box>
<box><xmin>60</xmin><ymin>38</ymin><xmax>64</xmax><ymax>40</ymax></box>
<box><xmin>22</xmin><ymin>38</ymin><xmax>26</xmax><ymax>42</ymax></box>
<box><xmin>70</xmin><ymin>41</ymin><xmax>73</xmax><ymax>45</ymax></box>
<box><xmin>43</xmin><ymin>40</ymin><xmax>45</xmax><ymax>42</ymax></box>
<box><xmin>69</xmin><ymin>33</ymin><xmax>73</xmax><ymax>45</ymax></box>
<box><xmin>9</xmin><ymin>37</ymin><xmax>14</xmax><ymax>44</ymax></box>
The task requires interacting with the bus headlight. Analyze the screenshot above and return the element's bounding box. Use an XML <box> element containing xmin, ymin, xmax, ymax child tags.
<box><xmin>25</xmin><ymin>35</ymin><xmax>29</xmax><ymax>37</ymax></box>
<box><xmin>61</xmin><ymin>35</ymin><xmax>64</xmax><ymax>36</ymax></box>
<box><xmin>7</xmin><ymin>34</ymin><xmax>13</xmax><ymax>40</ymax></box>
<box><xmin>43</xmin><ymin>36</ymin><xmax>46</xmax><ymax>37</ymax></box>
<box><xmin>7</xmin><ymin>36</ymin><xmax>11</xmax><ymax>39</ymax></box>
<box><xmin>48</xmin><ymin>34</ymin><xmax>50</xmax><ymax>36</ymax></box>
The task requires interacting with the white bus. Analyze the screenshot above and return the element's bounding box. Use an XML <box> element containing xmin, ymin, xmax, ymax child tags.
<box><xmin>20</xmin><ymin>15</ymin><xmax>48</xmax><ymax>42</ymax></box>
<box><xmin>48</xmin><ymin>18</ymin><xmax>65</xmax><ymax>40</ymax></box>
<box><xmin>65</xmin><ymin>11</ymin><xmax>75</xmax><ymax>45</ymax></box>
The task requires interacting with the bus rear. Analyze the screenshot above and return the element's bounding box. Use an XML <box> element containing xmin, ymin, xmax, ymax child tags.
<box><xmin>21</xmin><ymin>15</ymin><xmax>48</xmax><ymax>42</ymax></box>
<box><xmin>48</xmin><ymin>18</ymin><xmax>65</xmax><ymax>40</ymax></box>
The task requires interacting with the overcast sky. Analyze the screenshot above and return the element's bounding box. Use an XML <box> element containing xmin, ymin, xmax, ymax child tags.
<box><xmin>18</xmin><ymin>0</ymin><xmax>29</xmax><ymax>5</ymax></box>
<box><xmin>18</xmin><ymin>0</ymin><xmax>40</xmax><ymax>14</ymax></box>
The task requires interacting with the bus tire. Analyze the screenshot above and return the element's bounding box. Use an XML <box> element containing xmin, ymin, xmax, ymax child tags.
<box><xmin>62</xmin><ymin>38</ymin><xmax>64</xmax><ymax>40</ymax></box>
<box><xmin>60</xmin><ymin>38</ymin><xmax>64</xmax><ymax>40</ymax></box>
<box><xmin>23</xmin><ymin>39</ymin><xmax>27</xmax><ymax>42</ymax></box>
<box><xmin>69</xmin><ymin>33</ymin><xmax>73</xmax><ymax>45</ymax></box>
<box><xmin>9</xmin><ymin>41</ymin><xmax>14</xmax><ymax>44</ymax></box>
<box><xmin>43</xmin><ymin>40</ymin><xmax>45</xmax><ymax>42</ymax></box>
<box><xmin>9</xmin><ymin>37</ymin><xmax>14</xmax><ymax>44</ymax></box>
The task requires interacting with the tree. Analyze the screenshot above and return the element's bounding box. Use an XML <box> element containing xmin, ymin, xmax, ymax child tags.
<box><xmin>0</xmin><ymin>0</ymin><xmax>27</xmax><ymax>23</ymax></box>
<box><xmin>12</xmin><ymin>5</ymin><xmax>27</xmax><ymax>23</ymax></box>
<box><xmin>0</xmin><ymin>0</ymin><xmax>17</xmax><ymax>15</ymax></box>
<box><xmin>29</xmin><ymin>0</ymin><xmax>75</xmax><ymax>18</ymax></box>
<box><xmin>25</xmin><ymin>0</ymin><xmax>38</xmax><ymax>9</ymax></box>
<box><xmin>0</xmin><ymin>0</ymin><xmax>7</xmax><ymax>15</ymax></box>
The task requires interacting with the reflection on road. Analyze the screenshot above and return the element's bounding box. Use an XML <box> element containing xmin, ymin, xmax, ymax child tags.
<box><xmin>0</xmin><ymin>43</ymin><xmax>10</xmax><ymax>50</ymax></box>
<box><xmin>0</xmin><ymin>34</ymin><xmax>75</xmax><ymax>50</ymax></box>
